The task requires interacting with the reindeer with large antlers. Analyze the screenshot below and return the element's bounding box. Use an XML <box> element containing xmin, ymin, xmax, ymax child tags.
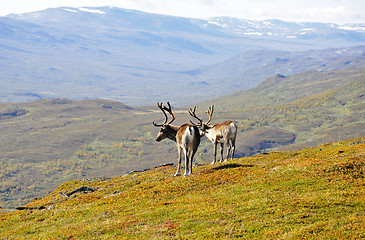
<box><xmin>189</xmin><ymin>105</ymin><xmax>237</xmax><ymax>164</ymax></box>
<box><xmin>153</xmin><ymin>102</ymin><xmax>201</xmax><ymax>176</ymax></box>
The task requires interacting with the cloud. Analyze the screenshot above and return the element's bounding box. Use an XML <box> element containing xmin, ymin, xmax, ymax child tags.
<box><xmin>296</xmin><ymin>6</ymin><xmax>351</xmax><ymax>22</ymax></box>
<box><xmin>286</xmin><ymin>6</ymin><xmax>364</xmax><ymax>23</ymax></box>
<box><xmin>234</xmin><ymin>4</ymin><xmax>365</xmax><ymax>24</ymax></box>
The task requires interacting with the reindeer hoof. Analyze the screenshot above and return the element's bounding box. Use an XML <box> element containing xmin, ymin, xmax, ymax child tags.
<box><xmin>174</xmin><ymin>173</ymin><xmax>181</xmax><ymax>177</ymax></box>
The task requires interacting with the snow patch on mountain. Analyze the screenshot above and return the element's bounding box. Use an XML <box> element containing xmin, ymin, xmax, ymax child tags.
<box><xmin>63</xmin><ymin>8</ymin><xmax>78</xmax><ymax>13</ymax></box>
<box><xmin>78</xmin><ymin>8</ymin><xmax>106</xmax><ymax>14</ymax></box>
<box><xmin>338</xmin><ymin>24</ymin><xmax>365</xmax><ymax>32</ymax></box>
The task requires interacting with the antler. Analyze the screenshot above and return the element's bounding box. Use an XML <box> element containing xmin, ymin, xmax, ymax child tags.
<box><xmin>153</xmin><ymin>102</ymin><xmax>167</xmax><ymax>127</ymax></box>
<box><xmin>205</xmin><ymin>105</ymin><xmax>214</xmax><ymax>124</ymax></box>
<box><xmin>188</xmin><ymin>106</ymin><xmax>203</xmax><ymax>127</ymax></box>
<box><xmin>162</xmin><ymin>102</ymin><xmax>175</xmax><ymax>125</ymax></box>
<box><xmin>153</xmin><ymin>102</ymin><xmax>175</xmax><ymax>127</ymax></box>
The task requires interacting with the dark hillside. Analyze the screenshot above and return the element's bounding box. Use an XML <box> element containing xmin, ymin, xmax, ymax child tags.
<box><xmin>0</xmin><ymin>98</ymin><xmax>136</xmax><ymax>160</ymax></box>
<box><xmin>0</xmin><ymin>99</ymin><xmax>154</xmax><ymax>207</ymax></box>
<box><xmin>215</xmin><ymin>66</ymin><xmax>365</xmax><ymax>109</ymax></box>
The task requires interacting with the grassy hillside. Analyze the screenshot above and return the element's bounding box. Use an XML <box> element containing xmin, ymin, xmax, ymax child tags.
<box><xmin>213</xmin><ymin>66</ymin><xmax>365</xmax><ymax>109</ymax></box>
<box><xmin>202</xmin><ymin>66</ymin><xmax>365</xmax><ymax>150</ymax></box>
<box><xmin>1</xmin><ymin>138</ymin><xmax>364</xmax><ymax>239</ymax></box>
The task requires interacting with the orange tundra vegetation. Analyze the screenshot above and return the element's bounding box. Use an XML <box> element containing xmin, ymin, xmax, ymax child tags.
<box><xmin>0</xmin><ymin>138</ymin><xmax>364</xmax><ymax>239</ymax></box>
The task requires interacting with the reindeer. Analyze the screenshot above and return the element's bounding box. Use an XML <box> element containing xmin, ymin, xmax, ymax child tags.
<box><xmin>153</xmin><ymin>102</ymin><xmax>200</xmax><ymax>176</ymax></box>
<box><xmin>189</xmin><ymin>105</ymin><xmax>237</xmax><ymax>164</ymax></box>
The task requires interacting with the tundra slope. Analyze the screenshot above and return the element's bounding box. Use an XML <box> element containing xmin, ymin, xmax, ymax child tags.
<box><xmin>1</xmin><ymin>138</ymin><xmax>364</xmax><ymax>239</ymax></box>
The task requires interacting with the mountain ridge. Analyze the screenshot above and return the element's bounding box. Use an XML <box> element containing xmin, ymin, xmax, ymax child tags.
<box><xmin>1</xmin><ymin>6</ymin><xmax>365</xmax><ymax>105</ymax></box>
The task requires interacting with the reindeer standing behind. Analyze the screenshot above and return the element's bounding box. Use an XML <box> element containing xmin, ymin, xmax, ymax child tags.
<box><xmin>189</xmin><ymin>105</ymin><xmax>237</xmax><ymax>164</ymax></box>
<box><xmin>153</xmin><ymin>102</ymin><xmax>200</xmax><ymax>176</ymax></box>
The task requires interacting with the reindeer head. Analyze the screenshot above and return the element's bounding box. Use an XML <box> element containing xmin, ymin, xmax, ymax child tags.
<box><xmin>153</xmin><ymin>102</ymin><xmax>176</xmax><ymax>142</ymax></box>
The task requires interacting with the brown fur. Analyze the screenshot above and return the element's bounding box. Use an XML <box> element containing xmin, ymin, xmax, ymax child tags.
<box><xmin>154</xmin><ymin>102</ymin><xmax>200</xmax><ymax>176</ymax></box>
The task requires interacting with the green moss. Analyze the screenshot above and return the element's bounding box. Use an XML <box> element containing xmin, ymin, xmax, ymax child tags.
<box><xmin>1</xmin><ymin>138</ymin><xmax>364</xmax><ymax>239</ymax></box>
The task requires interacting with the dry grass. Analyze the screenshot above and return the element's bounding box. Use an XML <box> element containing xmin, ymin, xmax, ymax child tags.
<box><xmin>1</xmin><ymin>138</ymin><xmax>364</xmax><ymax>239</ymax></box>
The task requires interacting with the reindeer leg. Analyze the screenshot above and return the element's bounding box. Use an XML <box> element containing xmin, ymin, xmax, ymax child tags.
<box><xmin>190</xmin><ymin>147</ymin><xmax>198</xmax><ymax>175</ymax></box>
<box><xmin>184</xmin><ymin>148</ymin><xmax>190</xmax><ymax>177</ymax></box>
<box><xmin>174</xmin><ymin>147</ymin><xmax>182</xmax><ymax>176</ymax></box>
<box><xmin>212</xmin><ymin>142</ymin><xmax>218</xmax><ymax>164</ymax></box>
<box><xmin>188</xmin><ymin>149</ymin><xmax>194</xmax><ymax>176</ymax></box>
<box><xmin>231</xmin><ymin>139</ymin><xmax>235</xmax><ymax>160</ymax></box>
<box><xmin>225</xmin><ymin>141</ymin><xmax>231</xmax><ymax>162</ymax></box>
<box><xmin>220</xmin><ymin>142</ymin><xmax>224</xmax><ymax>162</ymax></box>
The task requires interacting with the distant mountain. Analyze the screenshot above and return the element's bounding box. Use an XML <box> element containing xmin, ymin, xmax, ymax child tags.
<box><xmin>1</xmin><ymin>7</ymin><xmax>365</xmax><ymax>104</ymax></box>
<box><xmin>194</xmin><ymin>17</ymin><xmax>365</xmax><ymax>43</ymax></box>
<box><xmin>191</xmin><ymin>46</ymin><xmax>365</xmax><ymax>98</ymax></box>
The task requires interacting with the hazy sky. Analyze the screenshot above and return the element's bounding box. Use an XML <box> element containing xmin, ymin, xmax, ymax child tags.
<box><xmin>1</xmin><ymin>0</ymin><xmax>365</xmax><ymax>24</ymax></box>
